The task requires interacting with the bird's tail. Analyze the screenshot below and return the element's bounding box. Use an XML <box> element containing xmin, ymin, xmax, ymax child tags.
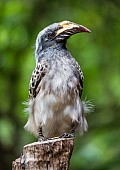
<box><xmin>77</xmin><ymin>99</ymin><xmax>94</xmax><ymax>135</ymax></box>
<box><xmin>23</xmin><ymin>99</ymin><xmax>39</xmax><ymax>137</ymax></box>
<box><xmin>81</xmin><ymin>99</ymin><xmax>94</xmax><ymax>114</ymax></box>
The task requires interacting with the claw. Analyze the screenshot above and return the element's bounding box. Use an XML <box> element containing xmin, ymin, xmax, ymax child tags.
<box><xmin>38</xmin><ymin>136</ymin><xmax>46</xmax><ymax>142</ymax></box>
<box><xmin>59</xmin><ymin>132</ymin><xmax>75</xmax><ymax>138</ymax></box>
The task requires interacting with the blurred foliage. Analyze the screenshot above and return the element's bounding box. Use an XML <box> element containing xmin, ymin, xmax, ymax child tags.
<box><xmin>0</xmin><ymin>0</ymin><xmax>120</xmax><ymax>169</ymax></box>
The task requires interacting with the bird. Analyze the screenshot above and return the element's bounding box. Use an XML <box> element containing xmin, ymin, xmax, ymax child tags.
<box><xmin>24</xmin><ymin>20</ymin><xmax>92</xmax><ymax>141</ymax></box>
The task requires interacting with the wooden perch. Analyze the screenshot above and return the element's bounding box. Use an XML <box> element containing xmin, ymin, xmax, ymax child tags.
<box><xmin>12</xmin><ymin>137</ymin><xmax>74</xmax><ymax>170</ymax></box>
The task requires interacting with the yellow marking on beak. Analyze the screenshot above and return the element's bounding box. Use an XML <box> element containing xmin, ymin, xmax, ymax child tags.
<box><xmin>56</xmin><ymin>21</ymin><xmax>79</xmax><ymax>36</ymax></box>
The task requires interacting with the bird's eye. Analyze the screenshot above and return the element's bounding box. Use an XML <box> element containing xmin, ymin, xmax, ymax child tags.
<box><xmin>48</xmin><ymin>32</ymin><xmax>55</xmax><ymax>39</ymax></box>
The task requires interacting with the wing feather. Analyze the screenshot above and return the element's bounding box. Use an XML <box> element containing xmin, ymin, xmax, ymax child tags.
<box><xmin>29</xmin><ymin>60</ymin><xmax>48</xmax><ymax>99</ymax></box>
<box><xmin>76</xmin><ymin>62</ymin><xmax>84</xmax><ymax>98</ymax></box>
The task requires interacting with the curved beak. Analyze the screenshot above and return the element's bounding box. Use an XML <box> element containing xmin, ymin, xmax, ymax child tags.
<box><xmin>56</xmin><ymin>21</ymin><xmax>91</xmax><ymax>40</ymax></box>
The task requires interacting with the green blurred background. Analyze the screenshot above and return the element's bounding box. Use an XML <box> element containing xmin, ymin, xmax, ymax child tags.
<box><xmin>0</xmin><ymin>0</ymin><xmax>120</xmax><ymax>169</ymax></box>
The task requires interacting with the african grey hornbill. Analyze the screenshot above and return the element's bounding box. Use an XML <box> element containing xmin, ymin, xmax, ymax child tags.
<box><xmin>24</xmin><ymin>21</ymin><xmax>92</xmax><ymax>140</ymax></box>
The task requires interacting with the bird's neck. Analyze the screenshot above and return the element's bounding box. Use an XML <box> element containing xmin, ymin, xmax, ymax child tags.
<box><xmin>35</xmin><ymin>42</ymin><xmax>69</xmax><ymax>62</ymax></box>
<box><xmin>47</xmin><ymin>41</ymin><xmax>67</xmax><ymax>51</ymax></box>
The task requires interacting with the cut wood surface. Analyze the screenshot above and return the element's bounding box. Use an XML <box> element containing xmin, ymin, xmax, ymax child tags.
<box><xmin>12</xmin><ymin>137</ymin><xmax>74</xmax><ymax>170</ymax></box>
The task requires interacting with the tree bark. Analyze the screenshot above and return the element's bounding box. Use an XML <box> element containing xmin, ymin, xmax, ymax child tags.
<box><xmin>12</xmin><ymin>137</ymin><xmax>74</xmax><ymax>170</ymax></box>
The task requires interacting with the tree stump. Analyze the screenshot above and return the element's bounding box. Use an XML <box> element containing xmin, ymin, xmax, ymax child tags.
<box><xmin>12</xmin><ymin>137</ymin><xmax>74</xmax><ymax>170</ymax></box>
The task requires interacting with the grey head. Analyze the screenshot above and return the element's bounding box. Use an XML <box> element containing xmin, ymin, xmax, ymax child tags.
<box><xmin>35</xmin><ymin>20</ymin><xmax>91</xmax><ymax>61</ymax></box>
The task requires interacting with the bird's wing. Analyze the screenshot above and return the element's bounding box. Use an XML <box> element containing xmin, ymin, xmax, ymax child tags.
<box><xmin>76</xmin><ymin>63</ymin><xmax>84</xmax><ymax>98</ymax></box>
<box><xmin>29</xmin><ymin>59</ymin><xmax>48</xmax><ymax>99</ymax></box>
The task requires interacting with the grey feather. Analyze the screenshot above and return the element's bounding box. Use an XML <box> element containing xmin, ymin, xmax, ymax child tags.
<box><xmin>24</xmin><ymin>21</ymin><xmax>92</xmax><ymax>138</ymax></box>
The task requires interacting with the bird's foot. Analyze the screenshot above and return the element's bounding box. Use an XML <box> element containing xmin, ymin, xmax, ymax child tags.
<box><xmin>38</xmin><ymin>136</ymin><xmax>46</xmax><ymax>142</ymax></box>
<box><xmin>59</xmin><ymin>132</ymin><xmax>75</xmax><ymax>139</ymax></box>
